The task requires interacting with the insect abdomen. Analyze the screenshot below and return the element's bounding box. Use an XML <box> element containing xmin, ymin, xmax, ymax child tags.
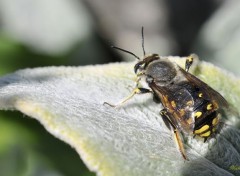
<box><xmin>193</xmin><ymin>108</ymin><xmax>219</xmax><ymax>139</ymax></box>
<box><xmin>169</xmin><ymin>81</ymin><xmax>220</xmax><ymax>139</ymax></box>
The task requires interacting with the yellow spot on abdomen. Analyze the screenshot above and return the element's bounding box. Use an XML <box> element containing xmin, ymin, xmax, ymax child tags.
<box><xmin>194</xmin><ymin>125</ymin><xmax>209</xmax><ymax>134</ymax></box>
<box><xmin>200</xmin><ymin>131</ymin><xmax>211</xmax><ymax>137</ymax></box>
<box><xmin>212</xmin><ymin>117</ymin><xmax>219</xmax><ymax>126</ymax></box>
<box><xmin>207</xmin><ymin>103</ymin><xmax>213</xmax><ymax>110</ymax></box>
<box><xmin>194</xmin><ymin>111</ymin><xmax>202</xmax><ymax>118</ymax></box>
<box><xmin>198</xmin><ymin>93</ymin><xmax>203</xmax><ymax>97</ymax></box>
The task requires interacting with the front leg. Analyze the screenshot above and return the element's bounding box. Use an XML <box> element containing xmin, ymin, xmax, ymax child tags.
<box><xmin>103</xmin><ymin>87</ymin><xmax>152</xmax><ymax>108</ymax></box>
<box><xmin>160</xmin><ymin>109</ymin><xmax>188</xmax><ymax>160</ymax></box>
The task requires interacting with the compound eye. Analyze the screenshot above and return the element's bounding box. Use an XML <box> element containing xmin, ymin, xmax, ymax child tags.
<box><xmin>134</xmin><ymin>62</ymin><xmax>144</xmax><ymax>73</ymax></box>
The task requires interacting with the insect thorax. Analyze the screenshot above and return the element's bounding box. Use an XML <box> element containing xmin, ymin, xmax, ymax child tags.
<box><xmin>145</xmin><ymin>59</ymin><xmax>183</xmax><ymax>86</ymax></box>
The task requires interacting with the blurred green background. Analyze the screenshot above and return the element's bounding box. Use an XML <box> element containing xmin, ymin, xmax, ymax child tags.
<box><xmin>0</xmin><ymin>0</ymin><xmax>239</xmax><ymax>176</ymax></box>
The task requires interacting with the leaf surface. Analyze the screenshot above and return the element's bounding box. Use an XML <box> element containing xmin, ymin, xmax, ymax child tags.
<box><xmin>0</xmin><ymin>57</ymin><xmax>239</xmax><ymax>176</ymax></box>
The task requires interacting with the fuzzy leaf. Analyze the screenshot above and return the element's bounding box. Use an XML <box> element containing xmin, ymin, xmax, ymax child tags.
<box><xmin>0</xmin><ymin>57</ymin><xmax>239</xmax><ymax>176</ymax></box>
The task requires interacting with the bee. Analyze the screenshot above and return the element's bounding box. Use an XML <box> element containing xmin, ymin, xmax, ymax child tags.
<box><xmin>104</xmin><ymin>27</ymin><xmax>228</xmax><ymax>160</ymax></box>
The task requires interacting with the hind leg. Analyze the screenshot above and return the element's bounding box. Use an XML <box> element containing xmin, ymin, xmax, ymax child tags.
<box><xmin>160</xmin><ymin>109</ymin><xmax>188</xmax><ymax>160</ymax></box>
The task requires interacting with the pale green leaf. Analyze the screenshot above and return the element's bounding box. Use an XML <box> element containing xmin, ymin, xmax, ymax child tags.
<box><xmin>0</xmin><ymin>56</ymin><xmax>239</xmax><ymax>176</ymax></box>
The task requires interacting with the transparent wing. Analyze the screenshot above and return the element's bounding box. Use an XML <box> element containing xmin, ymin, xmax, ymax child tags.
<box><xmin>179</xmin><ymin>67</ymin><xmax>229</xmax><ymax>108</ymax></box>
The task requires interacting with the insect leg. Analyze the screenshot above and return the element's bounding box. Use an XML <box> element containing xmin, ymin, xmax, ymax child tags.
<box><xmin>103</xmin><ymin>87</ymin><xmax>152</xmax><ymax>108</ymax></box>
<box><xmin>185</xmin><ymin>54</ymin><xmax>198</xmax><ymax>72</ymax></box>
<box><xmin>160</xmin><ymin>109</ymin><xmax>188</xmax><ymax>160</ymax></box>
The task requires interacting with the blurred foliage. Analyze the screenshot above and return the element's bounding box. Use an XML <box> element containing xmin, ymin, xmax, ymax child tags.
<box><xmin>0</xmin><ymin>34</ymin><xmax>96</xmax><ymax>175</ymax></box>
<box><xmin>0</xmin><ymin>32</ymin><xmax>119</xmax><ymax>74</ymax></box>
<box><xmin>0</xmin><ymin>34</ymin><xmax>65</xmax><ymax>74</ymax></box>
<box><xmin>0</xmin><ymin>111</ymin><xmax>95</xmax><ymax>176</ymax></box>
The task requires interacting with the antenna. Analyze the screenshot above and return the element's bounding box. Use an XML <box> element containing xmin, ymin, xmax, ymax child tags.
<box><xmin>111</xmin><ymin>46</ymin><xmax>140</xmax><ymax>60</ymax></box>
<box><xmin>141</xmin><ymin>26</ymin><xmax>146</xmax><ymax>56</ymax></box>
